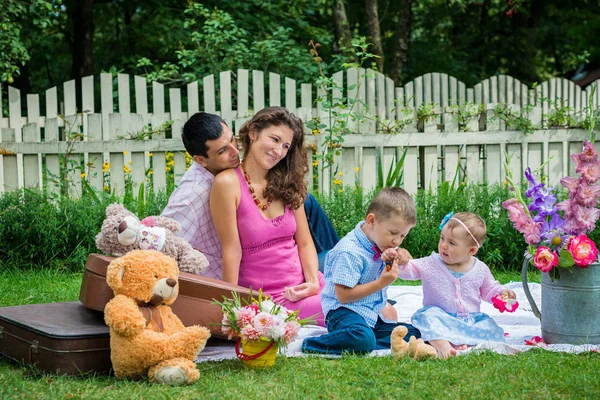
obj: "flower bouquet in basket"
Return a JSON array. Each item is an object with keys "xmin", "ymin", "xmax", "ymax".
[
  {"xmin": 502, "ymin": 140, "xmax": 600, "ymax": 279},
  {"xmin": 213, "ymin": 290, "xmax": 314, "ymax": 368}
]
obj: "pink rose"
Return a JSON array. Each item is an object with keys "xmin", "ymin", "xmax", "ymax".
[
  {"xmin": 567, "ymin": 235, "xmax": 598, "ymax": 267},
  {"xmin": 533, "ymin": 246, "xmax": 558, "ymax": 272},
  {"xmin": 492, "ymin": 294, "xmax": 519, "ymax": 313}
]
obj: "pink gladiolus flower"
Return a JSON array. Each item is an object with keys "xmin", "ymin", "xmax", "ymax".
[
  {"xmin": 567, "ymin": 235, "xmax": 599, "ymax": 267},
  {"xmin": 571, "ymin": 140, "xmax": 599, "ymax": 167},
  {"xmin": 560, "ymin": 176, "xmax": 579, "ymax": 196},
  {"xmin": 577, "ymin": 162, "xmax": 600, "ymax": 184},
  {"xmin": 574, "ymin": 183, "xmax": 600, "ymax": 207},
  {"xmin": 533, "ymin": 246, "xmax": 558, "ymax": 272},
  {"xmin": 492, "ymin": 294, "xmax": 519, "ymax": 313},
  {"xmin": 521, "ymin": 219, "xmax": 542, "ymax": 245}
]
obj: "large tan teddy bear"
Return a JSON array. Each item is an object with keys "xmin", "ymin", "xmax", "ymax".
[
  {"xmin": 96, "ymin": 203, "xmax": 209, "ymax": 274},
  {"xmin": 391, "ymin": 326, "xmax": 437, "ymax": 360},
  {"xmin": 104, "ymin": 249, "xmax": 211, "ymax": 385}
]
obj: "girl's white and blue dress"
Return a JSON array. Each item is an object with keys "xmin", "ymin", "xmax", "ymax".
[{"xmin": 400, "ymin": 253, "xmax": 505, "ymax": 345}]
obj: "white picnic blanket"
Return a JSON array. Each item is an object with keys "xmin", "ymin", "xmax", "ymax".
[{"xmin": 196, "ymin": 282, "xmax": 600, "ymax": 362}]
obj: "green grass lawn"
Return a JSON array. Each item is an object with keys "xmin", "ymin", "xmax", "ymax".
[{"xmin": 0, "ymin": 269, "xmax": 598, "ymax": 400}]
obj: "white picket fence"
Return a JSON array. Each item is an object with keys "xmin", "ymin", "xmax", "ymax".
[{"xmin": 0, "ymin": 70, "xmax": 598, "ymax": 197}]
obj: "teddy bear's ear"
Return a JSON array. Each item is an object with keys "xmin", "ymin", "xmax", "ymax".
[
  {"xmin": 106, "ymin": 203, "xmax": 126, "ymax": 217},
  {"xmin": 106, "ymin": 256, "xmax": 127, "ymax": 291}
]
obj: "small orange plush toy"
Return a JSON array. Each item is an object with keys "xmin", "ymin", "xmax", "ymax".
[{"xmin": 104, "ymin": 249, "xmax": 211, "ymax": 385}]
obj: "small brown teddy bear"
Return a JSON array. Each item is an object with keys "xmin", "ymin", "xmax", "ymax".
[
  {"xmin": 96, "ymin": 203, "xmax": 208, "ymax": 274},
  {"xmin": 104, "ymin": 249, "xmax": 211, "ymax": 385},
  {"xmin": 391, "ymin": 326, "xmax": 437, "ymax": 360}
]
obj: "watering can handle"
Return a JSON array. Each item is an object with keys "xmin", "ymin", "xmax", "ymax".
[{"xmin": 521, "ymin": 257, "xmax": 541, "ymax": 320}]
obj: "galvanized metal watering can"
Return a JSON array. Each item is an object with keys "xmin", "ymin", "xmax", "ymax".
[{"xmin": 522, "ymin": 257, "xmax": 600, "ymax": 344}]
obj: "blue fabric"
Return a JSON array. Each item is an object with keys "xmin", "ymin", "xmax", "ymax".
[
  {"xmin": 321, "ymin": 221, "xmax": 392, "ymax": 327},
  {"xmin": 304, "ymin": 193, "xmax": 340, "ymax": 253},
  {"xmin": 302, "ymin": 307, "xmax": 421, "ymax": 355},
  {"xmin": 411, "ymin": 306, "xmax": 505, "ymax": 345}
]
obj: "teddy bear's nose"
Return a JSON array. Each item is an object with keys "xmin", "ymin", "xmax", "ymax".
[
  {"xmin": 166, "ymin": 278, "xmax": 177, "ymax": 288},
  {"xmin": 118, "ymin": 220, "xmax": 128, "ymax": 233}
]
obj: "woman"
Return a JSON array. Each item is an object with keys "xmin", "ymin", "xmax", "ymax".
[{"xmin": 210, "ymin": 106, "xmax": 325, "ymax": 326}]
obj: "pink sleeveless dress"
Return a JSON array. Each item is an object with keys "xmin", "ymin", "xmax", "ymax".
[{"xmin": 234, "ymin": 167, "xmax": 325, "ymax": 326}]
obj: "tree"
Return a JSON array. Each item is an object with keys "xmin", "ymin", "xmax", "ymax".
[{"xmin": 365, "ymin": 0, "xmax": 384, "ymax": 72}]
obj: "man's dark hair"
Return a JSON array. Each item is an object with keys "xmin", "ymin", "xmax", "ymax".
[{"xmin": 181, "ymin": 112, "xmax": 227, "ymax": 157}]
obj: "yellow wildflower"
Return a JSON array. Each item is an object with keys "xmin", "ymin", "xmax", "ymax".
[
  {"xmin": 102, "ymin": 162, "xmax": 110, "ymax": 173},
  {"xmin": 124, "ymin": 165, "xmax": 131, "ymax": 174},
  {"xmin": 333, "ymin": 178, "xmax": 342, "ymax": 186},
  {"xmin": 167, "ymin": 160, "xmax": 175, "ymax": 167},
  {"xmin": 148, "ymin": 170, "xmax": 153, "ymax": 176},
  {"xmin": 148, "ymin": 152, "xmax": 153, "ymax": 157},
  {"xmin": 338, "ymin": 189, "xmax": 343, "ymax": 193},
  {"xmin": 103, "ymin": 185, "xmax": 110, "ymax": 192},
  {"xmin": 80, "ymin": 172, "xmax": 86, "ymax": 179},
  {"xmin": 338, "ymin": 172, "xmax": 343, "ymax": 176},
  {"xmin": 312, "ymin": 129, "xmax": 319, "ymax": 135},
  {"xmin": 312, "ymin": 160, "xmax": 319, "ymax": 167},
  {"xmin": 354, "ymin": 167, "xmax": 359, "ymax": 172},
  {"xmin": 128, "ymin": 160, "xmax": 132, "ymax": 165},
  {"xmin": 123, "ymin": 151, "xmax": 128, "ymax": 155}
]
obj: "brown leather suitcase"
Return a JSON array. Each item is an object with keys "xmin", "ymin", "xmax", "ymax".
[
  {"xmin": 0, "ymin": 302, "xmax": 111, "ymax": 375},
  {"xmin": 80, "ymin": 253, "xmax": 252, "ymax": 339}
]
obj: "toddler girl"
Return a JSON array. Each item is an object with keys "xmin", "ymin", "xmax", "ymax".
[{"xmin": 396, "ymin": 211, "xmax": 516, "ymax": 358}]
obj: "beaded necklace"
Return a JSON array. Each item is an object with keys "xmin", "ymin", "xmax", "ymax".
[{"xmin": 241, "ymin": 163, "xmax": 272, "ymax": 211}]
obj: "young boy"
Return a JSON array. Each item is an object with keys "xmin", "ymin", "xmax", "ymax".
[{"xmin": 302, "ymin": 187, "xmax": 421, "ymax": 354}]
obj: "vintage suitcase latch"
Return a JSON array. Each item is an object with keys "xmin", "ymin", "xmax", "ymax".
[{"xmin": 31, "ymin": 340, "xmax": 39, "ymax": 354}]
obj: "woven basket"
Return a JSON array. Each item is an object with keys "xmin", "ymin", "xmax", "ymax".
[{"xmin": 235, "ymin": 339, "xmax": 278, "ymax": 368}]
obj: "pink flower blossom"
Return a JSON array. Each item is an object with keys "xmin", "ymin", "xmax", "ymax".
[
  {"xmin": 492, "ymin": 294, "xmax": 519, "ymax": 313},
  {"xmin": 240, "ymin": 324, "xmax": 261, "ymax": 341},
  {"xmin": 574, "ymin": 183, "xmax": 600, "ymax": 207},
  {"xmin": 235, "ymin": 306, "xmax": 257, "ymax": 329},
  {"xmin": 577, "ymin": 162, "xmax": 600, "ymax": 183},
  {"xmin": 567, "ymin": 235, "xmax": 599, "ymax": 267},
  {"xmin": 571, "ymin": 140, "xmax": 599, "ymax": 167},
  {"xmin": 253, "ymin": 312, "xmax": 275, "ymax": 336},
  {"xmin": 282, "ymin": 321, "xmax": 301, "ymax": 344},
  {"xmin": 524, "ymin": 336, "xmax": 548, "ymax": 348},
  {"xmin": 521, "ymin": 219, "xmax": 542, "ymax": 245},
  {"xmin": 533, "ymin": 246, "xmax": 558, "ymax": 272},
  {"xmin": 560, "ymin": 176, "xmax": 579, "ymax": 196}
]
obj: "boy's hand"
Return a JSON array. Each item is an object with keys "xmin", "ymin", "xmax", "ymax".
[
  {"xmin": 501, "ymin": 289, "xmax": 517, "ymax": 299},
  {"xmin": 395, "ymin": 248, "xmax": 413, "ymax": 265},
  {"xmin": 380, "ymin": 258, "xmax": 400, "ymax": 285},
  {"xmin": 381, "ymin": 248, "xmax": 399, "ymax": 263}
]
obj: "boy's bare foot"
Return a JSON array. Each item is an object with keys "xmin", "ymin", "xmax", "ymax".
[
  {"xmin": 429, "ymin": 339, "xmax": 457, "ymax": 359},
  {"xmin": 381, "ymin": 303, "xmax": 398, "ymax": 321}
]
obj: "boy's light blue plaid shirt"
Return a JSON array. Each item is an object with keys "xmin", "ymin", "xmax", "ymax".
[{"xmin": 321, "ymin": 221, "xmax": 393, "ymax": 327}]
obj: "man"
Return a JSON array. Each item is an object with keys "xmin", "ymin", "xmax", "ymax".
[{"xmin": 162, "ymin": 112, "xmax": 339, "ymax": 280}]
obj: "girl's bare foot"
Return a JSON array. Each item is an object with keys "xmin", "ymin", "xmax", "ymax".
[
  {"xmin": 452, "ymin": 344, "xmax": 468, "ymax": 351},
  {"xmin": 429, "ymin": 339, "xmax": 457, "ymax": 359}
]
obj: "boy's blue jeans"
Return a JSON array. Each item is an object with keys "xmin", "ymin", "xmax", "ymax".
[
  {"xmin": 304, "ymin": 193, "xmax": 340, "ymax": 272},
  {"xmin": 301, "ymin": 307, "xmax": 421, "ymax": 355}
]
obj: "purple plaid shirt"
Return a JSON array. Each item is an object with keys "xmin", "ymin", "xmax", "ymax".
[{"xmin": 161, "ymin": 163, "xmax": 222, "ymax": 279}]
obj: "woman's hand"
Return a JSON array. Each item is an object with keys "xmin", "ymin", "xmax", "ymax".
[{"xmin": 283, "ymin": 282, "xmax": 319, "ymax": 302}]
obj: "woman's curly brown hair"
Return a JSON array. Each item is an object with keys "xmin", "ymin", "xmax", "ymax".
[{"xmin": 238, "ymin": 106, "xmax": 308, "ymax": 210}]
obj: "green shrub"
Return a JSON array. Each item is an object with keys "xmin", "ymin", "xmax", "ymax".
[{"xmin": 0, "ymin": 188, "xmax": 170, "ymax": 271}]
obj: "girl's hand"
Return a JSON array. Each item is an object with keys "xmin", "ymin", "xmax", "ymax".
[
  {"xmin": 395, "ymin": 248, "xmax": 413, "ymax": 265},
  {"xmin": 283, "ymin": 282, "xmax": 319, "ymax": 302},
  {"xmin": 501, "ymin": 289, "xmax": 517, "ymax": 299}
]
